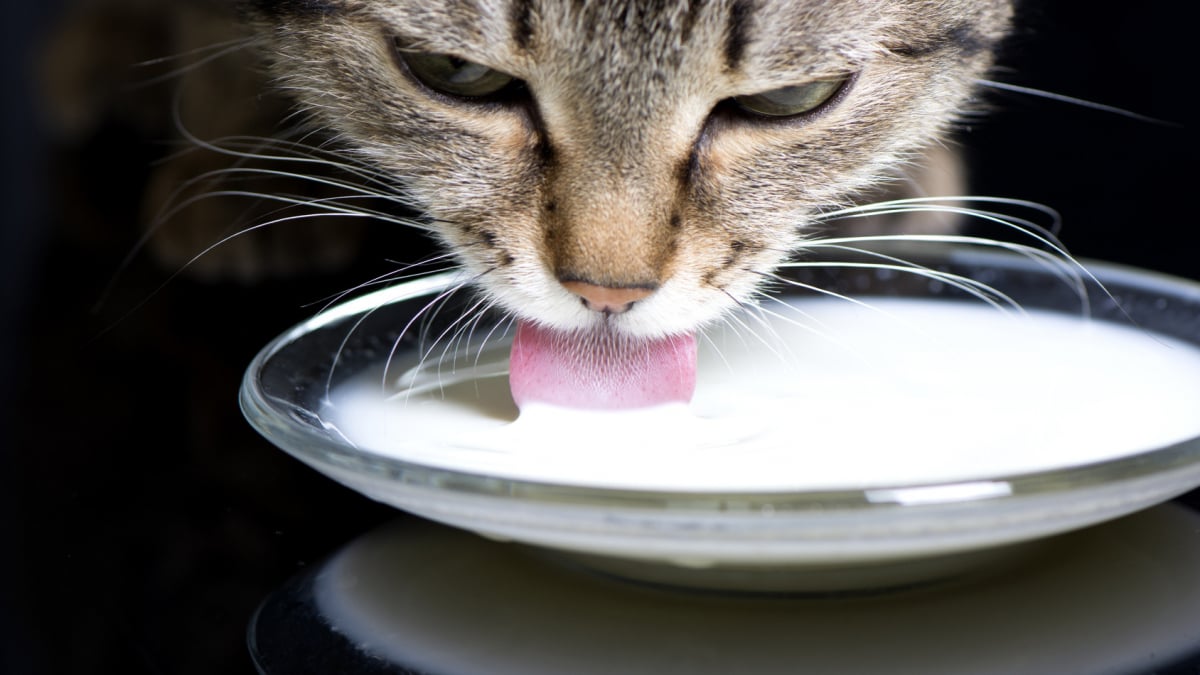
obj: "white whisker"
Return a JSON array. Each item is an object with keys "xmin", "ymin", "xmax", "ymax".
[
  {"xmin": 753, "ymin": 270, "xmax": 914, "ymax": 327},
  {"xmin": 306, "ymin": 255, "xmax": 463, "ymax": 316},
  {"xmin": 976, "ymin": 79, "xmax": 1178, "ymax": 127},
  {"xmin": 384, "ymin": 269, "xmax": 495, "ymax": 401},
  {"xmin": 779, "ymin": 258, "xmax": 1026, "ymax": 315},
  {"xmin": 127, "ymin": 37, "xmax": 259, "ymax": 91}
]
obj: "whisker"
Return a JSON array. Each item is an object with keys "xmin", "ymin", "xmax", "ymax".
[
  {"xmin": 304, "ymin": 253, "xmax": 463, "ymax": 316},
  {"xmin": 146, "ymin": 160, "xmax": 420, "ymax": 229},
  {"xmin": 152, "ymin": 188, "xmax": 431, "ymax": 236},
  {"xmin": 778, "ymin": 257, "xmax": 1026, "ymax": 315},
  {"xmin": 383, "ymin": 268, "xmax": 493, "ymax": 398},
  {"xmin": 752, "ymin": 270, "xmax": 914, "ymax": 326},
  {"xmin": 127, "ymin": 36, "xmax": 259, "ymax": 91},
  {"xmin": 716, "ymin": 309, "xmax": 784, "ymax": 365},
  {"xmin": 799, "ymin": 232, "xmax": 1092, "ymax": 314},
  {"xmin": 195, "ymin": 135, "xmax": 408, "ymax": 194},
  {"xmin": 473, "ymin": 311, "xmax": 517, "ymax": 371},
  {"xmin": 806, "ymin": 197, "xmax": 1110, "ymax": 314},
  {"xmin": 93, "ymin": 209, "xmax": 381, "ymax": 339},
  {"xmin": 751, "ymin": 290, "xmax": 844, "ymax": 342},
  {"xmin": 747, "ymin": 292, "xmax": 882, "ymax": 369},
  {"xmin": 816, "ymin": 196, "xmax": 1063, "ymax": 239},
  {"xmin": 432, "ymin": 295, "xmax": 494, "ymax": 379},
  {"xmin": 976, "ymin": 79, "xmax": 1179, "ymax": 127},
  {"xmin": 325, "ymin": 299, "xmax": 393, "ymax": 403}
]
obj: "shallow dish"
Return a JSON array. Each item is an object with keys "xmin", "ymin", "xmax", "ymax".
[{"xmin": 241, "ymin": 243, "xmax": 1200, "ymax": 591}]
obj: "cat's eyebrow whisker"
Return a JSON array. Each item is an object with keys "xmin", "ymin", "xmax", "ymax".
[
  {"xmin": 975, "ymin": 79, "xmax": 1179, "ymax": 127},
  {"xmin": 134, "ymin": 36, "xmax": 258, "ymax": 68},
  {"xmin": 127, "ymin": 36, "xmax": 259, "ymax": 91}
]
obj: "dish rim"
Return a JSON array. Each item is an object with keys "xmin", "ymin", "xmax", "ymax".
[{"xmin": 240, "ymin": 245, "xmax": 1200, "ymax": 512}]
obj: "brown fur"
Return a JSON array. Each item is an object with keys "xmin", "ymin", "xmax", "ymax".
[
  {"xmin": 43, "ymin": 0, "xmax": 1013, "ymax": 331},
  {"xmin": 241, "ymin": 0, "xmax": 1012, "ymax": 337}
]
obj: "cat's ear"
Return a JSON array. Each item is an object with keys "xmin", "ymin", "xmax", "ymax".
[{"xmin": 834, "ymin": 144, "xmax": 967, "ymax": 237}]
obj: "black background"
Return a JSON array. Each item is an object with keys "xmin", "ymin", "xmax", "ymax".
[{"xmin": 2, "ymin": 1, "xmax": 1196, "ymax": 673}]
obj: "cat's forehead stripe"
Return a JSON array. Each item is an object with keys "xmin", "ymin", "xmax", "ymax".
[
  {"xmin": 724, "ymin": 0, "xmax": 753, "ymax": 71},
  {"xmin": 890, "ymin": 23, "xmax": 996, "ymax": 59},
  {"xmin": 510, "ymin": 0, "xmax": 535, "ymax": 51}
]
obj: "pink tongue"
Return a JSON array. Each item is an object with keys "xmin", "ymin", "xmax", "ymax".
[{"xmin": 509, "ymin": 321, "xmax": 697, "ymax": 410}]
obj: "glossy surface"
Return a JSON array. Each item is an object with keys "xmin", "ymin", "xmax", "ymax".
[{"xmin": 250, "ymin": 504, "xmax": 1200, "ymax": 674}]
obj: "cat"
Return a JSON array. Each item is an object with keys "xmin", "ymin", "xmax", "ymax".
[
  {"xmin": 230, "ymin": 0, "xmax": 1014, "ymax": 343},
  {"xmin": 41, "ymin": 0, "xmax": 1013, "ymax": 338}
]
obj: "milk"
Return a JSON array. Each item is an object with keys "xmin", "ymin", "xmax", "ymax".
[{"xmin": 325, "ymin": 298, "xmax": 1200, "ymax": 492}]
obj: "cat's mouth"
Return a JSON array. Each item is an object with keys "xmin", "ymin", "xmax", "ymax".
[{"xmin": 508, "ymin": 320, "xmax": 697, "ymax": 411}]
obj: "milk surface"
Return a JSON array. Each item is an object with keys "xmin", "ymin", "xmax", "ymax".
[{"xmin": 326, "ymin": 298, "xmax": 1200, "ymax": 491}]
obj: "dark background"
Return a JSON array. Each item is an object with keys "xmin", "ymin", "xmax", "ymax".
[{"xmin": 2, "ymin": 1, "xmax": 1195, "ymax": 673}]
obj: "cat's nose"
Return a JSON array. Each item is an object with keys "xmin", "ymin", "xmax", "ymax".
[{"xmin": 561, "ymin": 280, "xmax": 655, "ymax": 314}]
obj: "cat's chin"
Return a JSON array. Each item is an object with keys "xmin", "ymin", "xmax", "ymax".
[{"xmin": 501, "ymin": 285, "xmax": 733, "ymax": 342}]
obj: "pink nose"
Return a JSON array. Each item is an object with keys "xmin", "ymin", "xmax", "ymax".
[{"xmin": 561, "ymin": 280, "xmax": 655, "ymax": 314}]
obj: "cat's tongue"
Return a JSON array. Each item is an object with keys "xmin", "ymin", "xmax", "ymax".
[{"xmin": 509, "ymin": 321, "xmax": 697, "ymax": 410}]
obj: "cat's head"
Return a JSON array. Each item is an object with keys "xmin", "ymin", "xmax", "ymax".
[{"xmin": 244, "ymin": 0, "xmax": 1012, "ymax": 339}]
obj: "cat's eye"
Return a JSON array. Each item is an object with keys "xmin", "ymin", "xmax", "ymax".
[
  {"xmin": 733, "ymin": 76, "xmax": 850, "ymax": 118},
  {"xmin": 396, "ymin": 49, "xmax": 517, "ymax": 99}
]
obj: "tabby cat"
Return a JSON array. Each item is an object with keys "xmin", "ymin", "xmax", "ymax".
[
  {"xmin": 235, "ymin": 0, "xmax": 1013, "ymax": 342},
  {"xmin": 42, "ymin": 0, "xmax": 1013, "ymax": 343}
]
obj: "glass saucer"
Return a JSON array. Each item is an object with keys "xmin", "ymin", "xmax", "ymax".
[{"xmin": 240, "ymin": 243, "xmax": 1200, "ymax": 591}]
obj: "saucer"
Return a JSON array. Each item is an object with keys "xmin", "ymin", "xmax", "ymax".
[{"xmin": 240, "ymin": 243, "xmax": 1200, "ymax": 591}]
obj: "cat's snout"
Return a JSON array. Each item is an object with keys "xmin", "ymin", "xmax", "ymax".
[{"xmin": 561, "ymin": 280, "xmax": 655, "ymax": 315}]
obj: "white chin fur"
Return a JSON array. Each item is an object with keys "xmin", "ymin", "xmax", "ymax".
[{"xmin": 486, "ymin": 275, "xmax": 741, "ymax": 340}]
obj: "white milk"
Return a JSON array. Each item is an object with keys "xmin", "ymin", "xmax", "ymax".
[{"xmin": 325, "ymin": 298, "xmax": 1200, "ymax": 491}]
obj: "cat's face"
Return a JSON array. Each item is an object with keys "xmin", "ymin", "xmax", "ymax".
[{"xmin": 245, "ymin": 0, "xmax": 1012, "ymax": 339}]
